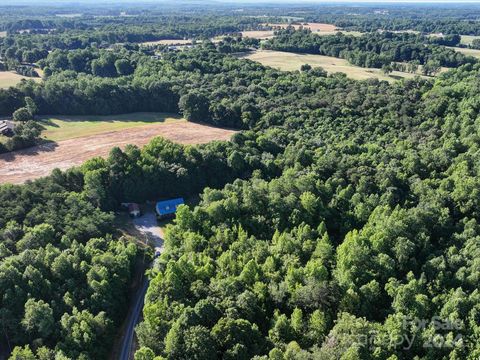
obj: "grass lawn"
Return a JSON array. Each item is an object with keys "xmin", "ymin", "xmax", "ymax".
[
  {"xmin": 0, "ymin": 71, "xmax": 42, "ymax": 88},
  {"xmin": 242, "ymin": 50, "xmax": 430, "ymax": 82},
  {"xmin": 39, "ymin": 112, "xmax": 184, "ymax": 142}
]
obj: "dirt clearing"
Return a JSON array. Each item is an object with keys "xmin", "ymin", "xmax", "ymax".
[
  {"xmin": 241, "ymin": 30, "xmax": 275, "ymax": 39},
  {"xmin": 0, "ymin": 121, "xmax": 237, "ymax": 184},
  {"xmin": 266, "ymin": 22, "xmax": 337, "ymax": 32}
]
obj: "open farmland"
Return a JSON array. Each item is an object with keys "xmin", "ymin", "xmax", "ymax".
[
  {"xmin": 241, "ymin": 29, "xmax": 362, "ymax": 40},
  {"xmin": 0, "ymin": 31, "xmax": 6, "ymax": 37},
  {"xmin": 242, "ymin": 50, "xmax": 428, "ymax": 82},
  {"xmin": 241, "ymin": 30, "xmax": 275, "ymax": 39},
  {"xmin": 266, "ymin": 22, "xmax": 337, "ymax": 32},
  {"xmin": 39, "ymin": 112, "xmax": 182, "ymax": 141},
  {"xmin": 449, "ymin": 46, "xmax": 480, "ymax": 58},
  {"xmin": 0, "ymin": 71, "xmax": 41, "ymax": 88},
  {"xmin": 460, "ymin": 35, "xmax": 480, "ymax": 45},
  {"xmin": 0, "ymin": 119, "xmax": 237, "ymax": 184}
]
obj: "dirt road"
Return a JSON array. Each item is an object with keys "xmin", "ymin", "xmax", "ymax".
[
  {"xmin": 0, "ymin": 121, "xmax": 236, "ymax": 184},
  {"xmin": 118, "ymin": 209, "xmax": 164, "ymax": 360}
]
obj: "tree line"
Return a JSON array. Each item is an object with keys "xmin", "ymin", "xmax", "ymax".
[{"xmin": 263, "ymin": 29, "xmax": 475, "ymax": 70}]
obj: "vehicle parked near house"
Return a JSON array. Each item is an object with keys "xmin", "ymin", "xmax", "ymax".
[
  {"xmin": 128, "ymin": 203, "xmax": 141, "ymax": 217},
  {"xmin": 0, "ymin": 120, "xmax": 15, "ymax": 136}
]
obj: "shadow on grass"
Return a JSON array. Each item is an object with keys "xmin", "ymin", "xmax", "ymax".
[
  {"xmin": 38, "ymin": 118, "xmax": 60, "ymax": 128},
  {"xmin": 38, "ymin": 112, "xmax": 183, "ymax": 125}
]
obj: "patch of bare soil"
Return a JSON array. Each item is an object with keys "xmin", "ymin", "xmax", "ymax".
[{"xmin": 0, "ymin": 121, "xmax": 237, "ymax": 184}]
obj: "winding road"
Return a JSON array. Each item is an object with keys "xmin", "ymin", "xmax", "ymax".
[{"xmin": 118, "ymin": 209, "xmax": 164, "ymax": 360}]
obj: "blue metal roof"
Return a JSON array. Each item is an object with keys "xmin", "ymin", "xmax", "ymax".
[{"xmin": 156, "ymin": 198, "xmax": 184, "ymax": 216}]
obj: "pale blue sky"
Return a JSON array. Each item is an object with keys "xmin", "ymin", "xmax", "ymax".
[{"xmin": 5, "ymin": 0, "xmax": 480, "ymax": 4}]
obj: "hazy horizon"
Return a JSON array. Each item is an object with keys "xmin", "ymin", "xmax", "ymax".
[{"xmin": 5, "ymin": 0, "xmax": 480, "ymax": 4}]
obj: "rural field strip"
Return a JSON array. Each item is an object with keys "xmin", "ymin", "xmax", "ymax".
[
  {"xmin": 0, "ymin": 121, "xmax": 237, "ymax": 184},
  {"xmin": 0, "ymin": 71, "xmax": 42, "ymax": 89},
  {"xmin": 243, "ymin": 50, "xmax": 427, "ymax": 82}
]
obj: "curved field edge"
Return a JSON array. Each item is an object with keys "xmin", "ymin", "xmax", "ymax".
[{"xmin": 0, "ymin": 119, "xmax": 237, "ymax": 184}]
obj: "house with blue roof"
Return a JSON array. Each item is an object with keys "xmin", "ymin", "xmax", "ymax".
[{"xmin": 155, "ymin": 198, "xmax": 184, "ymax": 220}]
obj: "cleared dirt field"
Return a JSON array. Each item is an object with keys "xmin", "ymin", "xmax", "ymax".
[
  {"xmin": 0, "ymin": 121, "xmax": 237, "ymax": 184},
  {"xmin": 241, "ymin": 30, "xmax": 275, "ymax": 39},
  {"xmin": 267, "ymin": 22, "xmax": 337, "ymax": 32},
  {"xmin": 243, "ymin": 50, "xmax": 427, "ymax": 82},
  {"xmin": 242, "ymin": 29, "xmax": 361, "ymax": 40},
  {"xmin": 0, "ymin": 71, "xmax": 42, "ymax": 88},
  {"xmin": 0, "ymin": 31, "xmax": 6, "ymax": 37}
]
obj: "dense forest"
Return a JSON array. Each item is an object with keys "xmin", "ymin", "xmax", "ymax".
[
  {"xmin": 4, "ymin": 45, "xmax": 480, "ymax": 359},
  {"xmin": 132, "ymin": 58, "xmax": 480, "ymax": 359},
  {"xmin": 303, "ymin": 5, "xmax": 480, "ymax": 35},
  {"xmin": 1, "ymin": 2, "xmax": 480, "ymax": 360}
]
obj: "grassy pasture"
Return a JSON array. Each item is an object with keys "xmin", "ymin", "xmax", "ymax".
[
  {"xmin": 0, "ymin": 71, "xmax": 41, "ymax": 88},
  {"xmin": 39, "ymin": 112, "xmax": 183, "ymax": 142},
  {"xmin": 448, "ymin": 46, "xmax": 480, "ymax": 58},
  {"xmin": 242, "ymin": 50, "xmax": 429, "ymax": 82},
  {"xmin": 460, "ymin": 35, "xmax": 480, "ymax": 46}
]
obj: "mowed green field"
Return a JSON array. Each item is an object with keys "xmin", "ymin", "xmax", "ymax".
[
  {"xmin": 0, "ymin": 71, "xmax": 42, "ymax": 88},
  {"xmin": 242, "ymin": 50, "xmax": 427, "ymax": 82},
  {"xmin": 39, "ymin": 112, "xmax": 184, "ymax": 141}
]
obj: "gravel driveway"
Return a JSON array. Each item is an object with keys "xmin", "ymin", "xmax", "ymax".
[{"xmin": 132, "ymin": 210, "xmax": 164, "ymax": 248}]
